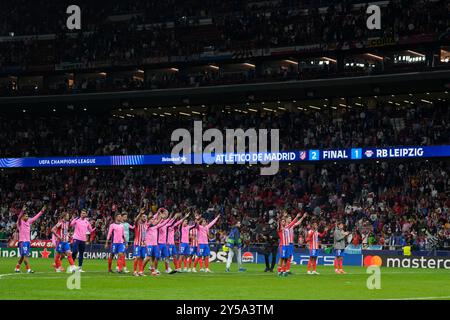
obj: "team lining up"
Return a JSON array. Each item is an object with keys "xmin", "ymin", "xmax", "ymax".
[{"xmin": 14, "ymin": 206, "xmax": 349, "ymax": 276}]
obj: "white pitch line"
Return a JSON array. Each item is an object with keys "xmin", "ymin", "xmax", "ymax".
[{"xmin": 384, "ymin": 296, "xmax": 450, "ymax": 300}]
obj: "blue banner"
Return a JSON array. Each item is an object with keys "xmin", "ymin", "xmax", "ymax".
[{"xmin": 0, "ymin": 145, "xmax": 449, "ymax": 168}]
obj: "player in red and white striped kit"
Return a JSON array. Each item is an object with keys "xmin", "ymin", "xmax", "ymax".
[
  {"xmin": 187, "ymin": 227, "xmax": 202, "ymax": 272},
  {"xmin": 132, "ymin": 208, "xmax": 148, "ymax": 276},
  {"xmin": 51, "ymin": 211, "xmax": 77, "ymax": 273},
  {"xmin": 278, "ymin": 212, "xmax": 306, "ymax": 276},
  {"xmin": 187, "ymin": 212, "xmax": 202, "ymax": 272},
  {"xmin": 306, "ymin": 221, "xmax": 328, "ymax": 275}
]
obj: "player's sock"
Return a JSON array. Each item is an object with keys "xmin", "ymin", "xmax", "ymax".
[
  {"xmin": 312, "ymin": 259, "xmax": 317, "ymax": 271},
  {"xmin": 164, "ymin": 260, "xmax": 169, "ymax": 271},
  {"xmin": 138, "ymin": 259, "xmax": 144, "ymax": 273},
  {"xmin": 136, "ymin": 259, "xmax": 140, "ymax": 272},
  {"xmin": 199, "ymin": 258, "xmax": 203, "ymax": 269},
  {"xmin": 187, "ymin": 257, "xmax": 192, "ymax": 268},
  {"xmin": 15, "ymin": 263, "xmax": 21, "ymax": 270},
  {"xmin": 339, "ymin": 259, "xmax": 343, "ymax": 270},
  {"xmin": 183, "ymin": 259, "xmax": 187, "ymax": 268},
  {"xmin": 122, "ymin": 256, "xmax": 126, "ymax": 271},
  {"xmin": 286, "ymin": 259, "xmax": 291, "ymax": 271},
  {"xmin": 122, "ymin": 256, "xmax": 127, "ymax": 269},
  {"xmin": 54, "ymin": 254, "xmax": 60, "ymax": 269},
  {"xmin": 67, "ymin": 255, "xmax": 75, "ymax": 266},
  {"xmin": 193, "ymin": 257, "xmax": 199, "ymax": 268},
  {"xmin": 117, "ymin": 256, "xmax": 123, "ymax": 272},
  {"xmin": 108, "ymin": 257, "xmax": 113, "ymax": 271},
  {"xmin": 334, "ymin": 258, "xmax": 338, "ymax": 270},
  {"xmin": 25, "ymin": 264, "xmax": 30, "ymax": 270},
  {"xmin": 307, "ymin": 259, "xmax": 311, "ymax": 271},
  {"xmin": 205, "ymin": 257, "xmax": 209, "ymax": 269}
]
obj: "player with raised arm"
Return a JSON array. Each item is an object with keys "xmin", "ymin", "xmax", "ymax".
[
  {"xmin": 306, "ymin": 221, "xmax": 328, "ymax": 275},
  {"xmin": 196, "ymin": 213, "xmax": 220, "ymax": 273},
  {"xmin": 132, "ymin": 207, "xmax": 148, "ymax": 276},
  {"xmin": 157, "ymin": 208, "xmax": 175, "ymax": 273},
  {"xmin": 188, "ymin": 225, "xmax": 201, "ymax": 272},
  {"xmin": 15, "ymin": 204, "xmax": 46, "ymax": 273},
  {"xmin": 70, "ymin": 209, "xmax": 96, "ymax": 272},
  {"xmin": 105, "ymin": 213, "xmax": 127, "ymax": 273},
  {"xmin": 167, "ymin": 212, "xmax": 190, "ymax": 272},
  {"xmin": 276, "ymin": 210, "xmax": 288, "ymax": 274},
  {"xmin": 52, "ymin": 211, "xmax": 77, "ymax": 273},
  {"xmin": 334, "ymin": 221, "xmax": 350, "ymax": 274},
  {"xmin": 278, "ymin": 212, "xmax": 302, "ymax": 276},
  {"xmin": 189, "ymin": 211, "xmax": 203, "ymax": 272},
  {"xmin": 179, "ymin": 215, "xmax": 196, "ymax": 272},
  {"xmin": 285, "ymin": 212, "xmax": 307, "ymax": 274},
  {"xmin": 142, "ymin": 209, "xmax": 168, "ymax": 275}
]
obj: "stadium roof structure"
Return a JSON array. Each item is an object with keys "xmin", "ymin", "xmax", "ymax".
[{"xmin": 0, "ymin": 69, "xmax": 449, "ymax": 112}]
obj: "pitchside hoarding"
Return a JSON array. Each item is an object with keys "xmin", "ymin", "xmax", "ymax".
[{"xmin": 364, "ymin": 254, "xmax": 450, "ymax": 269}]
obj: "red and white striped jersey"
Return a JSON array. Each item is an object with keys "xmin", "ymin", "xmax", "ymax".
[
  {"xmin": 279, "ymin": 216, "xmax": 299, "ymax": 246},
  {"xmin": 134, "ymin": 221, "xmax": 148, "ymax": 246},
  {"xmin": 306, "ymin": 230, "xmax": 326, "ymax": 250},
  {"xmin": 54, "ymin": 220, "xmax": 70, "ymax": 242},
  {"xmin": 281, "ymin": 227, "xmax": 296, "ymax": 245},
  {"xmin": 189, "ymin": 228, "xmax": 198, "ymax": 247}
]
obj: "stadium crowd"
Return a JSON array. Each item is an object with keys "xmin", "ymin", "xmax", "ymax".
[
  {"xmin": 0, "ymin": 100, "xmax": 448, "ymax": 158},
  {"xmin": 0, "ymin": 160, "xmax": 449, "ymax": 251},
  {"xmin": 0, "ymin": 0, "xmax": 448, "ymax": 96}
]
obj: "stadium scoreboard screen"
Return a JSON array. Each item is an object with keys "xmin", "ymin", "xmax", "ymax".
[{"xmin": 0, "ymin": 145, "xmax": 448, "ymax": 168}]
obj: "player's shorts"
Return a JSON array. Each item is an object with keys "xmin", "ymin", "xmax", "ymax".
[
  {"xmin": 147, "ymin": 245, "xmax": 160, "ymax": 259},
  {"xmin": 18, "ymin": 241, "xmax": 31, "ymax": 257},
  {"xmin": 111, "ymin": 243, "xmax": 125, "ymax": 254},
  {"xmin": 198, "ymin": 244, "xmax": 211, "ymax": 257},
  {"xmin": 334, "ymin": 249, "xmax": 344, "ymax": 257},
  {"xmin": 133, "ymin": 245, "xmax": 146, "ymax": 258},
  {"xmin": 56, "ymin": 241, "xmax": 71, "ymax": 253},
  {"xmin": 168, "ymin": 244, "xmax": 177, "ymax": 257},
  {"xmin": 281, "ymin": 245, "xmax": 292, "ymax": 259},
  {"xmin": 309, "ymin": 249, "xmax": 318, "ymax": 257},
  {"xmin": 189, "ymin": 245, "xmax": 198, "ymax": 256},
  {"xmin": 158, "ymin": 243, "xmax": 169, "ymax": 258},
  {"xmin": 289, "ymin": 244, "xmax": 294, "ymax": 257},
  {"xmin": 179, "ymin": 243, "xmax": 190, "ymax": 255}
]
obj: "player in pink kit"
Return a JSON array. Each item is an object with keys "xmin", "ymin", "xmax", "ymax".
[
  {"xmin": 306, "ymin": 221, "xmax": 328, "ymax": 275},
  {"xmin": 15, "ymin": 204, "xmax": 46, "ymax": 273},
  {"xmin": 179, "ymin": 216, "xmax": 197, "ymax": 272},
  {"xmin": 196, "ymin": 214, "xmax": 220, "ymax": 273},
  {"xmin": 52, "ymin": 211, "xmax": 77, "ymax": 273},
  {"xmin": 105, "ymin": 213, "xmax": 127, "ymax": 273},
  {"xmin": 167, "ymin": 212, "xmax": 190, "ymax": 272},
  {"xmin": 156, "ymin": 209, "xmax": 175, "ymax": 273},
  {"xmin": 144, "ymin": 210, "xmax": 168, "ymax": 276},
  {"xmin": 70, "ymin": 209, "xmax": 95, "ymax": 272}
]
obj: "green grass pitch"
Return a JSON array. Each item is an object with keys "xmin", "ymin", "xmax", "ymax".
[{"xmin": 1, "ymin": 258, "xmax": 450, "ymax": 300}]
